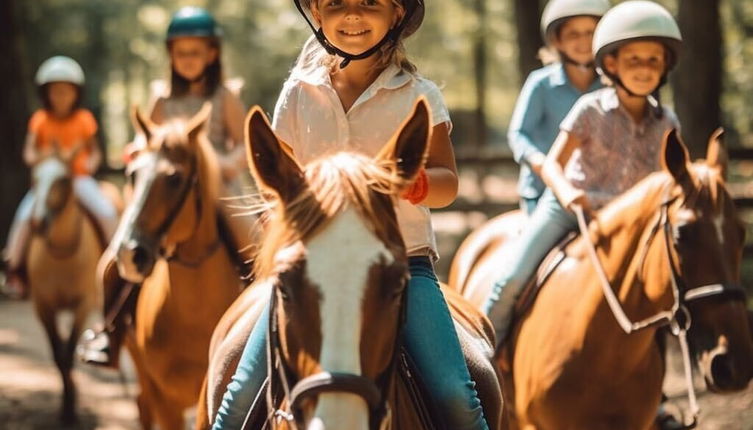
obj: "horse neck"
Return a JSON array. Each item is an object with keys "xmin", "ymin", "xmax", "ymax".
[
  {"xmin": 170, "ymin": 143, "xmax": 222, "ymax": 263},
  {"xmin": 590, "ymin": 176, "xmax": 675, "ymax": 348},
  {"xmin": 45, "ymin": 189, "xmax": 83, "ymax": 254}
]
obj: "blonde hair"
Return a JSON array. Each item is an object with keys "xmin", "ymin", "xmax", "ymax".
[{"xmin": 294, "ymin": 0, "xmax": 417, "ymax": 75}]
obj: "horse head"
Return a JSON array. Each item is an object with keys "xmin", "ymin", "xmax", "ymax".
[
  {"xmin": 29, "ymin": 141, "xmax": 83, "ymax": 233},
  {"xmin": 659, "ymin": 128, "xmax": 753, "ymax": 392},
  {"xmin": 113, "ymin": 103, "xmax": 219, "ymax": 282},
  {"xmin": 247, "ymin": 99, "xmax": 431, "ymax": 430}
]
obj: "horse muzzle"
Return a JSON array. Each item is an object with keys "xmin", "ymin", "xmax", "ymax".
[
  {"xmin": 116, "ymin": 238, "xmax": 156, "ymax": 283},
  {"xmin": 700, "ymin": 336, "xmax": 753, "ymax": 392}
]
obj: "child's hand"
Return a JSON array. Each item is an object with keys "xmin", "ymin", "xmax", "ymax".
[
  {"xmin": 565, "ymin": 189, "xmax": 592, "ymax": 216},
  {"xmin": 400, "ymin": 168, "xmax": 428, "ymax": 205}
]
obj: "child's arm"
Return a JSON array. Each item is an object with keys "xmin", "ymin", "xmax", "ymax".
[
  {"xmin": 219, "ymin": 90, "xmax": 248, "ymax": 179},
  {"xmin": 542, "ymin": 130, "xmax": 591, "ymax": 213},
  {"xmin": 22, "ymin": 133, "xmax": 39, "ymax": 166},
  {"xmin": 508, "ymin": 75, "xmax": 546, "ymax": 176},
  {"xmin": 417, "ymin": 122, "xmax": 458, "ymax": 208},
  {"xmin": 85, "ymin": 137, "xmax": 102, "ymax": 173}
]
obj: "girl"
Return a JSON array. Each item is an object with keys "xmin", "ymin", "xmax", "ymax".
[
  {"xmin": 484, "ymin": 1, "xmax": 682, "ymax": 346},
  {"xmin": 2, "ymin": 56, "xmax": 117, "ymax": 298},
  {"xmin": 79, "ymin": 6, "xmax": 253, "ymax": 367},
  {"xmin": 213, "ymin": 0, "xmax": 489, "ymax": 429},
  {"xmin": 508, "ymin": 0, "xmax": 609, "ymax": 215}
]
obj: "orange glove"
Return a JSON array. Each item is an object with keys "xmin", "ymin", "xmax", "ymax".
[{"xmin": 401, "ymin": 168, "xmax": 429, "ymax": 205}]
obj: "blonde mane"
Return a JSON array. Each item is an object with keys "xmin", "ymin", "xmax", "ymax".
[{"xmin": 253, "ymin": 151, "xmax": 409, "ymax": 279}]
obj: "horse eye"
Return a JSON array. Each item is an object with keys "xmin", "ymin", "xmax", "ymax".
[{"xmin": 166, "ymin": 171, "xmax": 183, "ymax": 188}]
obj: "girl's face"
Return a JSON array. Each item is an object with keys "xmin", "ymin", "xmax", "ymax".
[
  {"xmin": 553, "ymin": 16, "xmax": 598, "ymax": 66},
  {"xmin": 169, "ymin": 37, "xmax": 218, "ymax": 82},
  {"xmin": 312, "ymin": 0, "xmax": 403, "ymax": 55},
  {"xmin": 605, "ymin": 41, "xmax": 667, "ymax": 96},
  {"xmin": 48, "ymin": 82, "xmax": 78, "ymax": 116}
]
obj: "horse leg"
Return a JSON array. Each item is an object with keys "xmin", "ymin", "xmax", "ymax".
[
  {"xmin": 35, "ymin": 306, "xmax": 78, "ymax": 424},
  {"xmin": 150, "ymin": 386, "xmax": 186, "ymax": 430}
]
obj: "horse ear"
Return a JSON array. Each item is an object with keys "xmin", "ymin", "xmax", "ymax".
[
  {"xmin": 186, "ymin": 102, "xmax": 212, "ymax": 145},
  {"xmin": 377, "ymin": 97, "xmax": 431, "ymax": 182},
  {"xmin": 706, "ymin": 127, "xmax": 728, "ymax": 180},
  {"xmin": 131, "ymin": 105, "xmax": 154, "ymax": 143},
  {"xmin": 661, "ymin": 129, "xmax": 691, "ymax": 185},
  {"xmin": 245, "ymin": 106, "xmax": 303, "ymax": 201}
]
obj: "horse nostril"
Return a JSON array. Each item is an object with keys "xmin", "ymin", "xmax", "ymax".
[
  {"xmin": 132, "ymin": 245, "xmax": 152, "ymax": 273},
  {"xmin": 709, "ymin": 353, "xmax": 738, "ymax": 391}
]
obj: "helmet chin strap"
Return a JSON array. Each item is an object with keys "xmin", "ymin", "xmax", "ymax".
[
  {"xmin": 560, "ymin": 52, "xmax": 595, "ymax": 71},
  {"xmin": 608, "ymin": 72, "xmax": 668, "ymax": 119},
  {"xmin": 293, "ymin": 0, "xmax": 420, "ymax": 69}
]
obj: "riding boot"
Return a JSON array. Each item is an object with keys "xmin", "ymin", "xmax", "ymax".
[
  {"xmin": 79, "ymin": 280, "xmax": 139, "ymax": 368},
  {"xmin": 655, "ymin": 395, "xmax": 685, "ymax": 430},
  {"xmin": 1, "ymin": 265, "xmax": 29, "ymax": 300}
]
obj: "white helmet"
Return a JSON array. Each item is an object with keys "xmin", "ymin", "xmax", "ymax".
[
  {"xmin": 593, "ymin": 1, "xmax": 682, "ymax": 74},
  {"xmin": 540, "ymin": 0, "xmax": 611, "ymax": 41},
  {"xmin": 35, "ymin": 56, "xmax": 85, "ymax": 86}
]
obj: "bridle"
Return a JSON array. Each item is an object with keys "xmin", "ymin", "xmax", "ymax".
[
  {"xmin": 129, "ymin": 148, "xmax": 221, "ymax": 269},
  {"xmin": 574, "ymin": 186, "xmax": 747, "ymax": 429},
  {"xmin": 261, "ymin": 267, "xmax": 410, "ymax": 430}
]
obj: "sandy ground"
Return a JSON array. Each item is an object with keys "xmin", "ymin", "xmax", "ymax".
[{"xmin": 1, "ymin": 296, "xmax": 752, "ymax": 430}]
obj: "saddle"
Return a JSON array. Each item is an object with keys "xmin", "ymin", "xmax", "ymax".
[{"xmin": 512, "ymin": 232, "xmax": 579, "ymax": 329}]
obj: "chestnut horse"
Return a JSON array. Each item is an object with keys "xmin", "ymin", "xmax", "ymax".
[
  {"xmin": 107, "ymin": 105, "xmax": 242, "ymax": 429},
  {"xmin": 451, "ymin": 130, "xmax": 753, "ymax": 429},
  {"xmin": 26, "ymin": 148, "xmax": 116, "ymax": 423},
  {"xmin": 196, "ymin": 100, "xmax": 502, "ymax": 429}
]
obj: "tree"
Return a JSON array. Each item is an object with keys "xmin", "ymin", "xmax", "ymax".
[
  {"xmin": 0, "ymin": 0, "xmax": 31, "ymax": 245},
  {"xmin": 671, "ymin": 0, "xmax": 722, "ymax": 156},
  {"xmin": 512, "ymin": 0, "xmax": 543, "ymax": 85}
]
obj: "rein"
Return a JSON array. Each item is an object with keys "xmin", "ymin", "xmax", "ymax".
[
  {"xmin": 573, "ymin": 193, "xmax": 747, "ymax": 429},
  {"xmin": 262, "ymin": 269, "xmax": 409, "ymax": 430}
]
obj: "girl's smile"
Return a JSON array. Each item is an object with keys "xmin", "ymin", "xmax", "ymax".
[{"xmin": 313, "ymin": 0, "xmax": 401, "ymax": 55}]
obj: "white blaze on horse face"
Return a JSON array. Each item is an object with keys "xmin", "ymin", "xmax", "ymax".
[
  {"xmin": 31, "ymin": 158, "xmax": 68, "ymax": 222},
  {"xmin": 713, "ymin": 213, "xmax": 725, "ymax": 246},
  {"xmin": 306, "ymin": 207, "xmax": 392, "ymax": 430}
]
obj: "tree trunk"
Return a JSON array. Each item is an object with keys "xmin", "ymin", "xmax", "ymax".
[
  {"xmin": 671, "ymin": 0, "xmax": 722, "ymax": 157},
  {"xmin": 472, "ymin": 0, "xmax": 488, "ymax": 146},
  {"xmin": 512, "ymin": 0, "xmax": 543, "ymax": 85},
  {"xmin": 0, "ymin": 0, "xmax": 31, "ymax": 245}
]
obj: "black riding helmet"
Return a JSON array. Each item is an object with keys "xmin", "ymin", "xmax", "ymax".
[{"xmin": 293, "ymin": 0, "xmax": 424, "ymax": 68}]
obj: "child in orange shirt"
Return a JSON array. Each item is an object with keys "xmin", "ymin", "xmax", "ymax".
[{"xmin": 3, "ymin": 56, "xmax": 117, "ymax": 297}]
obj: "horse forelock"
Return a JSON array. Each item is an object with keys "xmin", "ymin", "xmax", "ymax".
[{"xmin": 253, "ymin": 151, "xmax": 407, "ymax": 280}]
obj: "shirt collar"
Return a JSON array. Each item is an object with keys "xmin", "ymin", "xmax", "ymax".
[
  {"xmin": 293, "ymin": 62, "xmax": 413, "ymax": 92},
  {"xmin": 548, "ymin": 63, "xmax": 568, "ymax": 88}
]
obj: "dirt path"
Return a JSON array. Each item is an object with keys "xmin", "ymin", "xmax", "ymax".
[{"xmin": 1, "ymin": 296, "xmax": 752, "ymax": 429}]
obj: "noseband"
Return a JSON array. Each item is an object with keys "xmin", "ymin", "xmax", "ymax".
[{"xmin": 262, "ymin": 271, "xmax": 409, "ymax": 430}]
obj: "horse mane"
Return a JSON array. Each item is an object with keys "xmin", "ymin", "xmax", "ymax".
[
  {"xmin": 252, "ymin": 151, "xmax": 408, "ymax": 280},
  {"xmin": 596, "ymin": 161, "xmax": 729, "ymax": 236}
]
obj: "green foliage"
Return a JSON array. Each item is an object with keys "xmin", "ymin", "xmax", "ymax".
[{"xmin": 15, "ymin": 0, "xmax": 753, "ymax": 166}]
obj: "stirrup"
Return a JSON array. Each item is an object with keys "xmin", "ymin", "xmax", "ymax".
[{"xmin": 77, "ymin": 328, "xmax": 119, "ymax": 368}]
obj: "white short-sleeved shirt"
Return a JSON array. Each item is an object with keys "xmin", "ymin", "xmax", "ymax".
[{"xmin": 272, "ymin": 63, "xmax": 452, "ymax": 259}]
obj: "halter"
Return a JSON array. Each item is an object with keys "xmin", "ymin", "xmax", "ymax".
[
  {"xmin": 293, "ymin": 0, "xmax": 423, "ymax": 69},
  {"xmin": 574, "ymin": 187, "xmax": 747, "ymax": 429},
  {"xmin": 261, "ymin": 265, "xmax": 410, "ymax": 429}
]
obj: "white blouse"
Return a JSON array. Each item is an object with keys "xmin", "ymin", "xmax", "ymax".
[{"xmin": 272, "ymin": 63, "xmax": 452, "ymax": 259}]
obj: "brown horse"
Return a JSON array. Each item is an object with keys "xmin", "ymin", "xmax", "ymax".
[
  {"xmin": 196, "ymin": 99, "xmax": 502, "ymax": 430},
  {"xmin": 451, "ymin": 129, "xmax": 753, "ymax": 430},
  {"xmin": 26, "ymin": 149, "xmax": 110, "ymax": 423},
  {"xmin": 108, "ymin": 105, "xmax": 242, "ymax": 429}
]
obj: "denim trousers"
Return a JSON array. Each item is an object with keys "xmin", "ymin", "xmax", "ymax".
[{"xmin": 213, "ymin": 257, "xmax": 489, "ymax": 430}]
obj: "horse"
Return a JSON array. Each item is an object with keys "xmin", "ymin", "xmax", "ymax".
[
  {"xmin": 450, "ymin": 129, "xmax": 753, "ymax": 429},
  {"xmin": 195, "ymin": 99, "xmax": 502, "ymax": 430},
  {"xmin": 26, "ymin": 147, "xmax": 115, "ymax": 423},
  {"xmin": 107, "ymin": 105, "xmax": 243, "ymax": 429}
]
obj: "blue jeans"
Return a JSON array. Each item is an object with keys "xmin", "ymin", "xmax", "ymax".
[
  {"xmin": 483, "ymin": 189, "xmax": 576, "ymax": 346},
  {"xmin": 213, "ymin": 257, "xmax": 489, "ymax": 430},
  {"xmin": 519, "ymin": 196, "xmax": 539, "ymax": 216}
]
